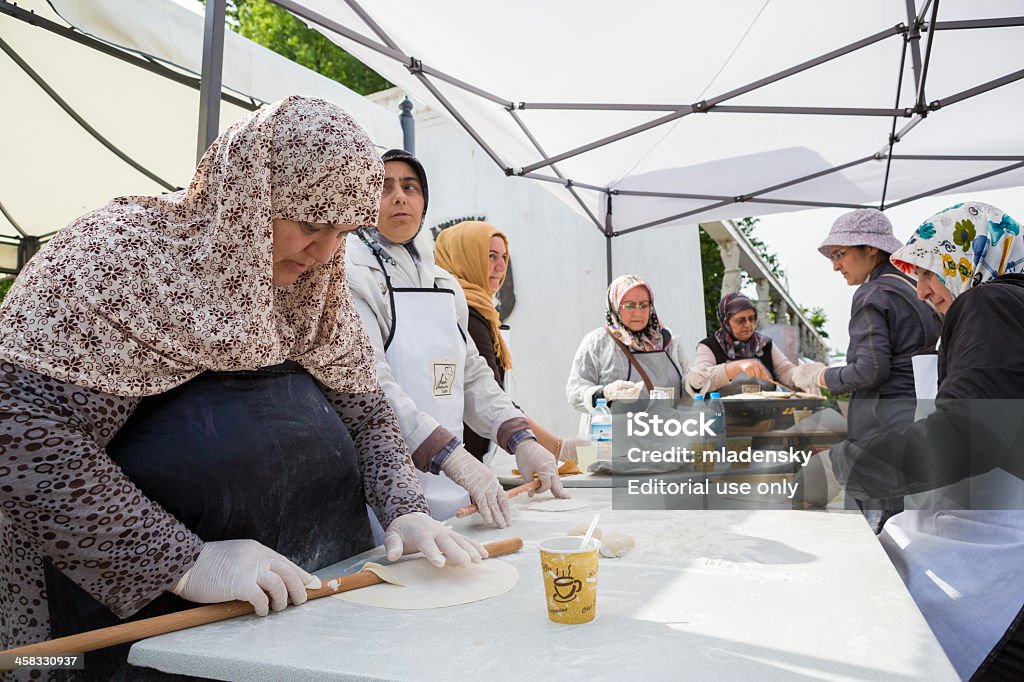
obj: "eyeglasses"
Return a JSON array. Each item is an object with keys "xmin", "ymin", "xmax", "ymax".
[
  {"xmin": 731, "ymin": 313, "xmax": 757, "ymax": 326},
  {"xmin": 620, "ymin": 302, "xmax": 651, "ymax": 311},
  {"xmin": 829, "ymin": 247, "xmax": 851, "ymax": 263}
]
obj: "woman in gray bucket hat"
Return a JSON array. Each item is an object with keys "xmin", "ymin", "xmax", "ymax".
[{"xmin": 804, "ymin": 208, "xmax": 942, "ymax": 532}]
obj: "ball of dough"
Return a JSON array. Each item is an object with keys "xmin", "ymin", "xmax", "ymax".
[
  {"xmin": 599, "ymin": 532, "xmax": 635, "ymax": 558},
  {"xmin": 566, "ymin": 523, "xmax": 603, "ymax": 540}
]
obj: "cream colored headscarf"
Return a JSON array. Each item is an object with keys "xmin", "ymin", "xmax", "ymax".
[
  {"xmin": 434, "ymin": 221, "xmax": 512, "ymax": 371},
  {"xmin": 0, "ymin": 96, "xmax": 383, "ymax": 396}
]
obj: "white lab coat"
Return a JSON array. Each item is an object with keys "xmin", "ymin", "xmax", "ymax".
[
  {"xmin": 345, "ymin": 233, "xmax": 524, "ymax": 458},
  {"xmin": 566, "ymin": 327, "xmax": 693, "ymax": 413}
]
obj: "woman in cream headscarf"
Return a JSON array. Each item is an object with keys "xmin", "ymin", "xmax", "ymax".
[
  {"xmin": 434, "ymin": 220, "xmax": 575, "ymax": 462},
  {"xmin": 0, "ymin": 97, "xmax": 481, "ymax": 676},
  {"xmin": 819, "ymin": 201, "xmax": 1024, "ymax": 680},
  {"xmin": 567, "ymin": 274, "xmax": 694, "ymax": 412}
]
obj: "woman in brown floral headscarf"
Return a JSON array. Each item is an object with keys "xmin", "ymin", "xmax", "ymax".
[{"xmin": 0, "ymin": 97, "xmax": 483, "ymax": 677}]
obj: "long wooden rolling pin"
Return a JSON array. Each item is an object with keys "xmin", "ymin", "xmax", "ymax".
[
  {"xmin": 454, "ymin": 479, "xmax": 540, "ymax": 518},
  {"xmin": 0, "ymin": 537, "xmax": 523, "ymax": 664}
]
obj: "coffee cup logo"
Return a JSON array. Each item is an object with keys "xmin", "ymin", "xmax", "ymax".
[{"xmin": 552, "ymin": 568, "xmax": 582, "ymax": 603}]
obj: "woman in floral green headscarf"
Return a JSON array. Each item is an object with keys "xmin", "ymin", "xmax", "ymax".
[
  {"xmin": 825, "ymin": 201, "xmax": 1024, "ymax": 681},
  {"xmin": 891, "ymin": 201, "xmax": 1024, "ymax": 314}
]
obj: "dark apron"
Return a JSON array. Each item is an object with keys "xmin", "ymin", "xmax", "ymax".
[{"xmin": 44, "ymin": 361, "xmax": 373, "ymax": 681}]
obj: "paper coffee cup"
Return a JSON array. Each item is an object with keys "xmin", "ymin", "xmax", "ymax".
[{"xmin": 538, "ymin": 536, "xmax": 600, "ymax": 624}]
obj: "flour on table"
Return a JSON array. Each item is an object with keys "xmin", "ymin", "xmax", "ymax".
[{"xmin": 330, "ymin": 558, "xmax": 518, "ymax": 609}]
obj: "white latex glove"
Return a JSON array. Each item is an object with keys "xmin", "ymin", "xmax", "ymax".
[
  {"xmin": 603, "ymin": 379, "xmax": 644, "ymax": 401},
  {"xmin": 794, "ymin": 451, "xmax": 841, "ymax": 508},
  {"xmin": 440, "ymin": 445, "xmax": 511, "ymax": 528},
  {"xmin": 792, "ymin": 362, "xmax": 827, "ymax": 395},
  {"xmin": 515, "ymin": 439, "xmax": 569, "ymax": 499},
  {"xmin": 558, "ymin": 437, "xmax": 578, "ymax": 463},
  {"xmin": 172, "ymin": 539, "xmax": 318, "ymax": 617},
  {"xmin": 384, "ymin": 511, "xmax": 487, "ymax": 567},
  {"xmin": 727, "ymin": 358, "xmax": 770, "ymax": 381}
]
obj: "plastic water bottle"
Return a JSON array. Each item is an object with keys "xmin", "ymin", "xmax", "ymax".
[
  {"xmin": 708, "ymin": 392, "xmax": 727, "ymax": 457},
  {"xmin": 692, "ymin": 395, "xmax": 711, "ymax": 472},
  {"xmin": 591, "ymin": 398, "xmax": 613, "ymax": 461}
]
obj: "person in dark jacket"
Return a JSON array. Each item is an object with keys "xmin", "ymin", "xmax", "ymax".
[
  {"xmin": 812, "ymin": 208, "xmax": 943, "ymax": 530},
  {"xmin": 433, "ymin": 220, "xmax": 576, "ymax": 463},
  {"xmin": 814, "ymin": 202, "xmax": 1024, "ymax": 681}
]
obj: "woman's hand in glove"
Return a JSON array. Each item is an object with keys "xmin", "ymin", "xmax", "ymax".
[
  {"xmin": 384, "ymin": 512, "xmax": 487, "ymax": 567},
  {"xmin": 441, "ymin": 446, "xmax": 511, "ymax": 528},
  {"xmin": 792, "ymin": 362, "xmax": 827, "ymax": 395},
  {"xmin": 603, "ymin": 379, "xmax": 644, "ymax": 401},
  {"xmin": 172, "ymin": 539, "xmax": 319, "ymax": 617},
  {"xmin": 793, "ymin": 451, "xmax": 842, "ymax": 508},
  {"xmin": 515, "ymin": 439, "xmax": 569, "ymax": 498},
  {"xmin": 726, "ymin": 358, "xmax": 770, "ymax": 381}
]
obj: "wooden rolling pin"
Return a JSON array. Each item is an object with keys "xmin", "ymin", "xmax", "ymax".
[
  {"xmin": 454, "ymin": 480, "xmax": 540, "ymax": 518},
  {"xmin": 0, "ymin": 537, "xmax": 523, "ymax": 664}
]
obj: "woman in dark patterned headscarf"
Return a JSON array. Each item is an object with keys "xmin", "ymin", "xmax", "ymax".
[
  {"xmin": 687, "ymin": 292, "xmax": 801, "ymax": 397},
  {"xmin": 0, "ymin": 97, "xmax": 482, "ymax": 676}
]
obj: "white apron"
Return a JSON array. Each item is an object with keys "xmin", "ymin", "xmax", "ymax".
[{"xmin": 383, "ymin": 278, "xmax": 472, "ymax": 521}]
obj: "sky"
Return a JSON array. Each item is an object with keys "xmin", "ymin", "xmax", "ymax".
[{"xmin": 751, "ymin": 185, "xmax": 1024, "ymax": 361}]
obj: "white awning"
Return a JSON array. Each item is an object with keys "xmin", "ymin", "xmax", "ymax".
[
  {"xmin": 0, "ymin": 0, "xmax": 401, "ymax": 269},
  {"xmin": 276, "ymin": 0, "xmax": 1024, "ymax": 234}
]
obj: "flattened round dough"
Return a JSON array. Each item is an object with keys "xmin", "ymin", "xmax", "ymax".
[
  {"xmin": 330, "ymin": 558, "xmax": 518, "ymax": 609},
  {"xmin": 526, "ymin": 497, "xmax": 590, "ymax": 512}
]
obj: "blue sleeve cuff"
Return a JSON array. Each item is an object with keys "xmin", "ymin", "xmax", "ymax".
[
  {"xmin": 507, "ymin": 429, "xmax": 537, "ymax": 454},
  {"xmin": 429, "ymin": 437, "xmax": 461, "ymax": 475}
]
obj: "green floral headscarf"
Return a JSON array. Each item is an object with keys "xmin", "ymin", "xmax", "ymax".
[{"xmin": 891, "ymin": 202, "xmax": 1023, "ymax": 300}]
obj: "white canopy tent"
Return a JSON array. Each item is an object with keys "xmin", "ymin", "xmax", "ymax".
[
  {"xmin": 0, "ymin": 0, "xmax": 401, "ymax": 273},
  {"xmin": 253, "ymin": 0, "xmax": 1023, "ymax": 280}
]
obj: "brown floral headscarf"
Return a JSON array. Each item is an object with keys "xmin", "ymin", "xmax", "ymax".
[{"xmin": 0, "ymin": 96, "xmax": 383, "ymax": 396}]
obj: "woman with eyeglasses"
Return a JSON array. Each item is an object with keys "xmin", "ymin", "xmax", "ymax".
[
  {"xmin": 803, "ymin": 208, "xmax": 942, "ymax": 532},
  {"xmin": 808, "ymin": 208, "xmax": 942, "ymax": 420},
  {"xmin": 566, "ymin": 274, "xmax": 693, "ymax": 412},
  {"xmin": 687, "ymin": 292, "xmax": 803, "ymax": 397}
]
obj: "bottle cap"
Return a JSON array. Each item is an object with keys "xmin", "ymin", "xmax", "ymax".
[
  {"xmin": 694, "ymin": 395, "xmax": 705, "ymax": 401},
  {"xmin": 710, "ymin": 392, "xmax": 721, "ymax": 399},
  {"xmin": 596, "ymin": 398, "xmax": 607, "ymax": 405}
]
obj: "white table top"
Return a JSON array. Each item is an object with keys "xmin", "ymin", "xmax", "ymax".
[{"xmin": 129, "ymin": 489, "xmax": 956, "ymax": 681}]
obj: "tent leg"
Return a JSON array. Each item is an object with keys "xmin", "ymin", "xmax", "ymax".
[
  {"xmin": 605, "ymin": 192, "xmax": 614, "ymax": 286},
  {"xmin": 197, "ymin": 0, "xmax": 226, "ymax": 163}
]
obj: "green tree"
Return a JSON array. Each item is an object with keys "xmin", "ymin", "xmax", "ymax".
[
  {"xmin": 0, "ymin": 277, "xmax": 13, "ymax": 306},
  {"xmin": 698, "ymin": 227, "xmax": 724, "ymax": 336},
  {"xmin": 735, "ymin": 216, "xmax": 785, "ymax": 283},
  {"xmin": 206, "ymin": 0, "xmax": 392, "ymax": 95},
  {"xmin": 801, "ymin": 305, "xmax": 829, "ymax": 339}
]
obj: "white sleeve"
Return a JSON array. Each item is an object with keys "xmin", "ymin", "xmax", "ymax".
[
  {"xmin": 566, "ymin": 333, "xmax": 605, "ymax": 414},
  {"xmin": 771, "ymin": 344, "xmax": 799, "ymax": 388},
  {"xmin": 687, "ymin": 342, "xmax": 731, "ymax": 395},
  {"xmin": 461, "ymin": 325, "xmax": 525, "ymax": 439}
]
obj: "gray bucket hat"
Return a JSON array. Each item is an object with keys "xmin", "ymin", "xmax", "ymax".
[{"xmin": 817, "ymin": 208, "xmax": 905, "ymax": 258}]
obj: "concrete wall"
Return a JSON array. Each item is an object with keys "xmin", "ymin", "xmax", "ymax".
[{"xmin": 384, "ymin": 96, "xmax": 706, "ymax": 438}]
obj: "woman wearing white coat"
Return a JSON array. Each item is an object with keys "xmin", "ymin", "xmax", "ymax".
[
  {"xmin": 347, "ymin": 149, "xmax": 567, "ymax": 530},
  {"xmin": 567, "ymin": 274, "xmax": 694, "ymax": 412}
]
